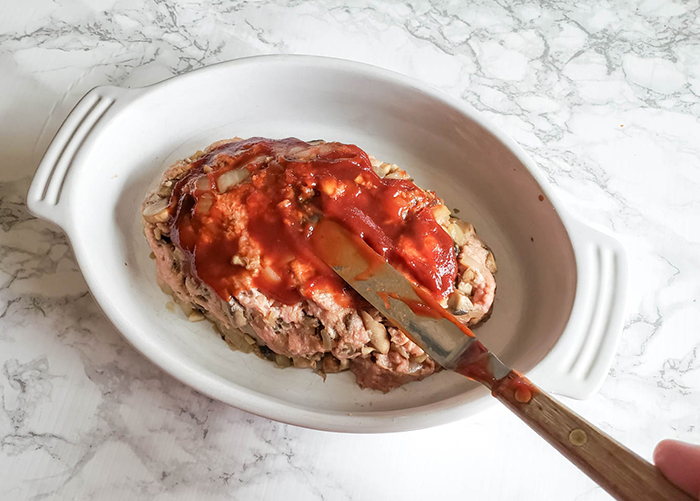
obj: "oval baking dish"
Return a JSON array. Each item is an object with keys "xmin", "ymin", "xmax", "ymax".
[{"xmin": 27, "ymin": 55, "xmax": 627, "ymax": 433}]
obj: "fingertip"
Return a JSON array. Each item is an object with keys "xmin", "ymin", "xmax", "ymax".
[
  {"xmin": 653, "ymin": 438, "xmax": 675, "ymax": 466},
  {"xmin": 653, "ymin": 439, "xmax": 700, "ymax": 499}
]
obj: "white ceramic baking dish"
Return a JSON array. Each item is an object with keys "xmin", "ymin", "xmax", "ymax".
[{"xmin": 27, "ymin": 55, "xmax": 627, "ymax": 433}]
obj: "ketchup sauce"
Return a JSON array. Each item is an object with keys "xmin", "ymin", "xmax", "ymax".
[{"xmin": 167, "ymin": 138, "xmax": 457, "ymax": 306}]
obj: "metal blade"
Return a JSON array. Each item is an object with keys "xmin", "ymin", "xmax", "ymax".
[
  {"xmin": 333, "ymin": 256, "xmax": 473, "ymax": 369},
  {"xmin": 310, "ymin": 219, "xmax": 510, "ymax": 380}
]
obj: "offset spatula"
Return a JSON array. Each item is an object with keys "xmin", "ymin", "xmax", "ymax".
[{"xmin": 311, "ymin": 219, "xmax": 693, "ymax": 501}]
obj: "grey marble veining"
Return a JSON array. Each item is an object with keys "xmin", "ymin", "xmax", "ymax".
[{"xmin": 1, "ymin": 0, "xmax": 699, "ymax": 499}]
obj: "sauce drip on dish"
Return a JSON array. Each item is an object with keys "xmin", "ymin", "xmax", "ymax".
[{"xmin": 168, "ymin": 138, "xmax": 457, "ymax": 306}]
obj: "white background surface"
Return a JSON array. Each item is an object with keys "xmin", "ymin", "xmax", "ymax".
[{"xmin": 1, "ymin": 1, "xmax": 699, "ymax": 500}]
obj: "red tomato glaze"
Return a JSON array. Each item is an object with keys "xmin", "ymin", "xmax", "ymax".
[{"xmin": 168, "ymin": 138, "xmax": 457, "ymax": 306}]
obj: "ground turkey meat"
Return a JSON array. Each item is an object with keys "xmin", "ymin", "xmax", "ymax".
[{"xmin": 142, "ymin": 137, "xmax": 497, "ymax": 392}]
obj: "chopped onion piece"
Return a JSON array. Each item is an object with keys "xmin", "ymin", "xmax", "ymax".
[
  {"xmin": 142, "ymin": 197, "xmax": 170, "ymax": 223},
  {"xmin": 447, "ymin": 222, "xmax": 467, "ymax": 246},
  {"xmin": 412, "ymin": 353, "xmax": 428, "ymax": 364},
  {"xmin": 485, "ymin": 251, "xmax": 498, "ymax": 273},
  {"xmin": 196, "ymin": 176, "xmax": 211, "ymax": 191},
  {"xmin": 360, "ymin": 311, "xmax": 390, "ymax": 354},
  {"xmin": 432, "ymin": 204, "xmax": 451, "ymax": 226},
  {"xmin": 217, "ymin": 168, "xmax": 250, "ymax": 193},
  {"xmin": 196, "ymin": 193, "xmax": 214, "ymax": 215},
  {"xmin": 320, "ymin": 328, "xmax": 334, "ymax": 351},
  {"xmin": 188, "ymin": 311, "xmax": 205, "ymax": 322},
  {"xmin": 292, "ymin": 357, "xmax": 314, "ymax": 368},
  {"xmin": 275, "ymin": 354, "xmax": 292, "ymax": 368},
  {"xmin": 261, "ymin": 266, "xmax": 281, "ymax": 283},
  {"xmin": 394, "ymin": 345, "xmax": 410, "ymax": 359}
]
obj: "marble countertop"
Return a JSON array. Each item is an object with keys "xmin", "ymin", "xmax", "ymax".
[{"xmin": 1, "ymin": 0, "xmax": 699, "ymax": 499}]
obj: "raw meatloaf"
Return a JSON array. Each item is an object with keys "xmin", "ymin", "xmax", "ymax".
[{"xmin": 142, "ymin": 137, "xmax": 497, "ymax": 392}]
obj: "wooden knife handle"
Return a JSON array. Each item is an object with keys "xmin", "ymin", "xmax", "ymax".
[{"xmin": 493, "ymin": 381, "xmax": 695, "ymax": 501}]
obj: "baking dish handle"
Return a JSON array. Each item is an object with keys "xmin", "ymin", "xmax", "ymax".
[
  {"xmin": 26, "ymin": 86, "xmax": 130, "ymax": 229},
  {"xmin": 529, "ymin": 217, "xmax": 628, "ymax": 399}
]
